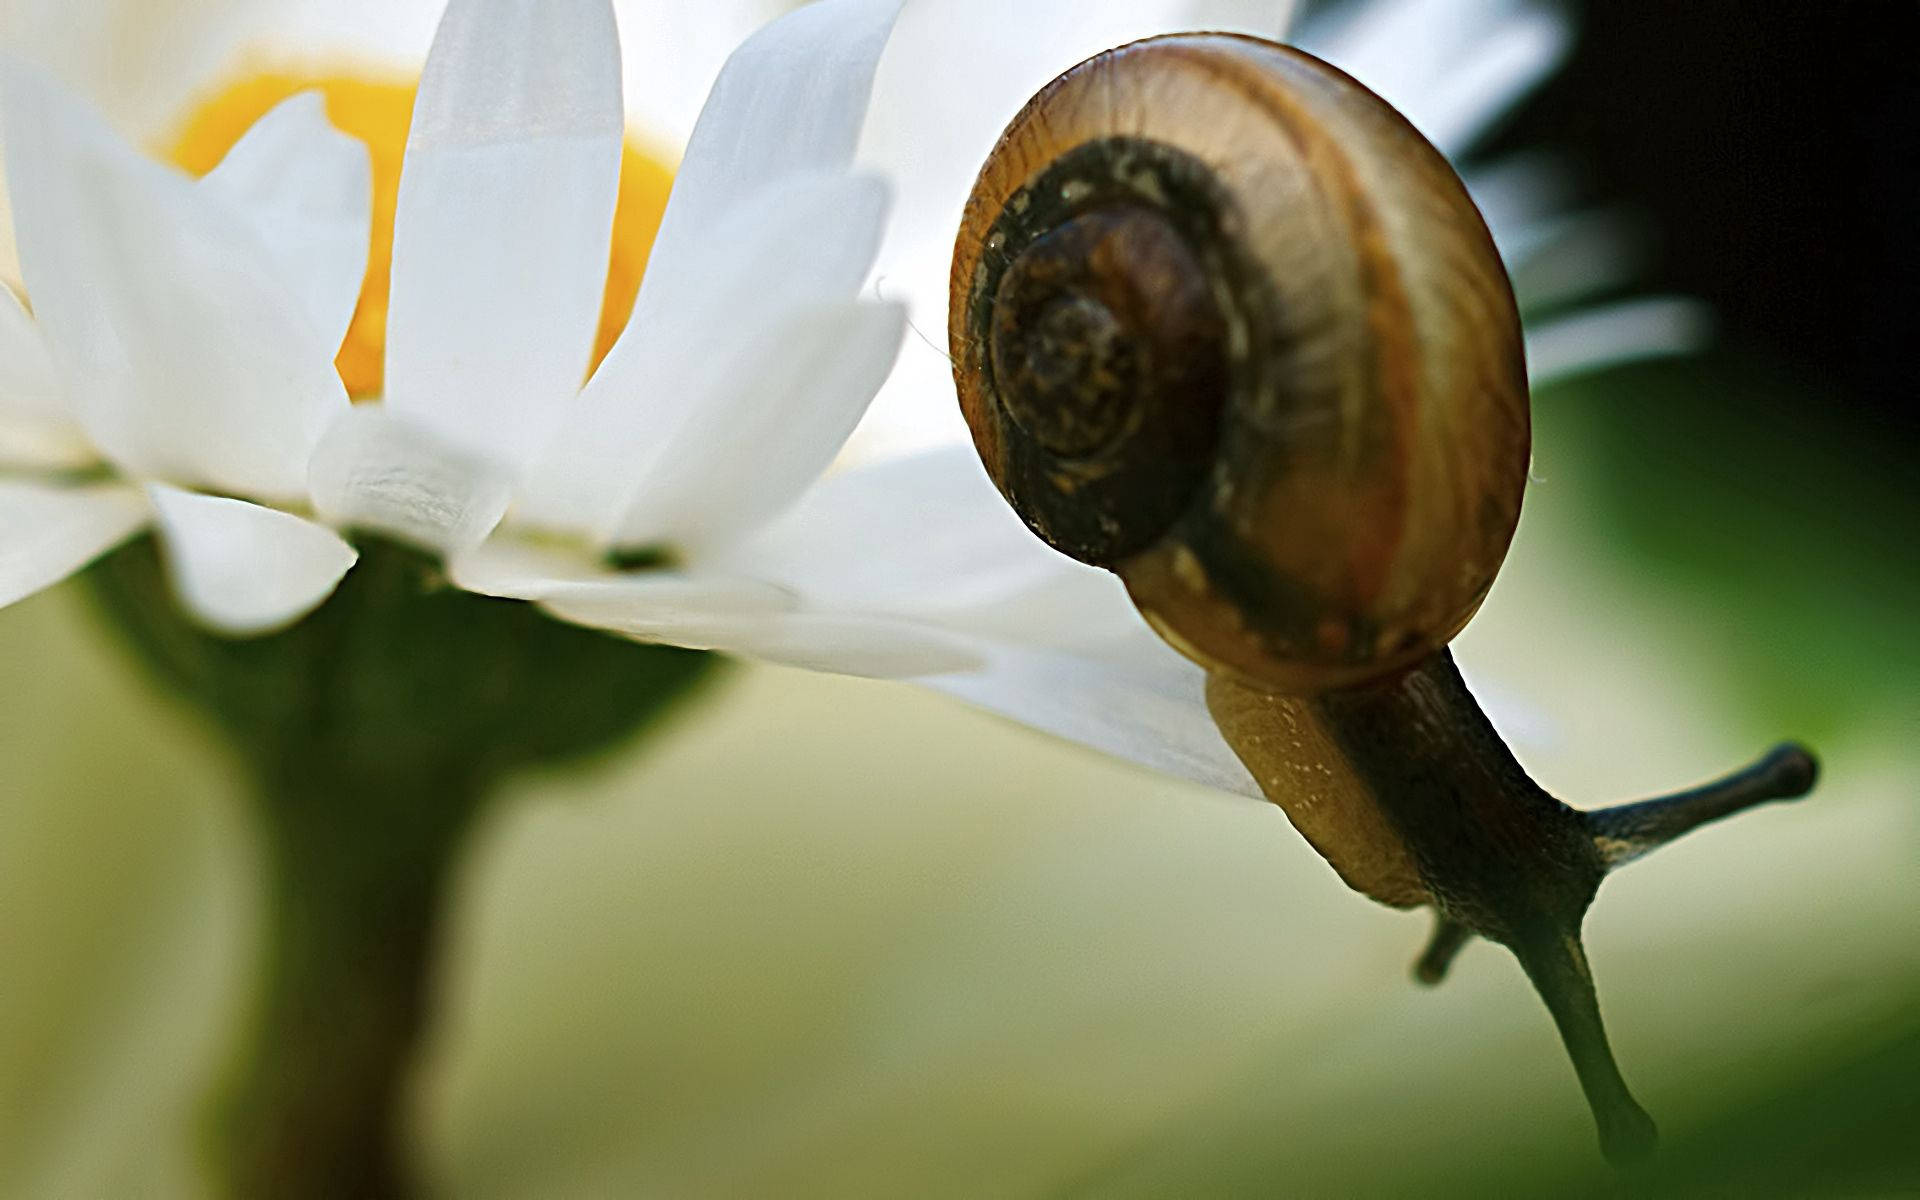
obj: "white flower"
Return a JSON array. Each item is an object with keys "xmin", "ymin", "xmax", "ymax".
[
  {"xmin": 0, "ymin": 0, "xmax": 1219, "ymax": 792},
  {"xmin": 0, "ymin": 0, "xmax": 924, "ymax": 641},
  {"xmin": 308, "ymin": 0, "xmax": 1101, "ymax": 695}
]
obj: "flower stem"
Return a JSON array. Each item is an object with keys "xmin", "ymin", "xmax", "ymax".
[
  {"xmin": 211, "ymin": 753, "xmax": 485, "ymax": 1199},
  {"xmin": 80, "ymin": 535, "xmax": 717, "ymax": 1195}
]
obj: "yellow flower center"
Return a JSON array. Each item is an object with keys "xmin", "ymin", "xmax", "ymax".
[{"xmin": 166, "ymin": 71, "xmax": 674, "ymax": 400}]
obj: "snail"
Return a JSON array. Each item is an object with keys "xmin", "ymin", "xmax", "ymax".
[{"xmin": 949, "ymin": 34, "xmax": 1819, "ymax": 1164}]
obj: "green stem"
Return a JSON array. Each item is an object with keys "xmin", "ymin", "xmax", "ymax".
[
  {"xmin": 80, "ymin": 536, "xmax": 716, "ymax": 1197},
  {"xmin": 211, "ymin": 753, "xmax": 486, "ymax": 1200}
]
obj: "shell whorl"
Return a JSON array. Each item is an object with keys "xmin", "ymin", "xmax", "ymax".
[{"xmin": 952, "ymin": 34, "xmax": 1531, "ymax": 694}]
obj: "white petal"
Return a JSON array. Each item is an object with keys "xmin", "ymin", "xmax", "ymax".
[
  {"xmin": 446, "ymin": 535, "xmax": 612, "ymax": 601},
  {"xmin": 456, "ymin": 527, "xmax": 979, "ymax": 678},
  {"xmin": 711, "ymin": 450, "xmax": 1152, "ymax": 697},
  {"xmin": 147, "ymin": 485, "xmax": 357, "ymax": 635},
  {"xmin": 1294, "ymin": 0, "xmax": 1569, "ymax": 155},
  {"xmin": 856, "ymin": 0, "xmax": 1215, "ymax": 276},
  {"xmin": 1192, "ymin": 0, "xmax": 1301, "ymax": 36},
  {"xmin": 1296, "ymin": 0, "xmax": 1491, "ymax": 99},
  {"xmin": 0, "ymin": 0, "xmax": 258, "ymax": 141},
  {"xmin": 1403, "ymin": 6, "xmax": 1569, "ymax": 155},
  {"xmin": 452, "ymin": 535, "xmax": 800, "ymax": 616},
  {"xmin": 0, "ymin": 407, "xmax": 88, "ymax": 469},
  {"xmin": 0, "ymin": 63, "xmax": 347, "ymax": 501},
  {"xmin": 708, "ymin": 447, "xmax": 1110, "ymax": 625},
  {"xmin": 1463, "ymin": 150, "xmax": 1575, "ymax": 258},
  {"xmin": 520, "ymin": 172, "xmax": 891, "ymax": 534},
  {"xmin": 625, "ymin": 168, "xmax": 892, "ymax": 362},
  {"xmin": 454, "ymin": 531, "xmax": 798, "ymax": 614},
  {"xmin": 218, "ymin": 0, "xmax": 442, "ymax": 74},
  {"xmin": 710, "ymin": 447, "xmax": 1259, "ymax": 791},
  {"xmin": 385, "ymin": 0, "xmax": 624, "ymax": 468},
  {"xmin": 458, "ymin": 547, "xmax": 976, "ymax": 676},
  {"xmin": 308, "ymin": 405, "xmax": 514, "ymax": 553},
  {"xmin": 640, "ymin": 0, "xmax": 902, "ymax": 297},
  {"xmin": 0, "ymin": 479, "xmax": 146, "ymax": 608},
  {"xmin": 624, "ymin": 611, "xmax": 982, "ymax": 679},
  {"xmin": 843, "ymin": 316, "xmax": 977, "ymax": 463},
  {"xmin": 925, "ymin": 638, "xmax": 1261, "ymax": 798},
  {"xmin": 0, "ymin": 283, "xmax": 91, "ymax": 468},
  {"xmin": 530, "ymin": 570, "xmax": 796, "ymax": 621},
  {"xmin": 1506, "ymin": 209, "xmax": 1645, "ymax": 311},
  {"xmin": 0, "ymin": 282, "xmax": 58, "ymax": 408},
  {"xmin": 2, "ymin": 0, "xmax": 302, "ymax": 286},
  {"xmin": 608, "ymin": 300, "xmax": 905, "ymax": 551},
  {"xmin": 1526, "ymin": 297, "xmax": 1713, "ymax": 384},
  {"xmin": 537, "ymin": 576, "xmax": 981, "ymax": 679},
  {"xmin": 201, "ymin": 91, "xmax": 372, "ymax": 356},
  {"xmin": 610, "ymin": 0, "xmax": 771, "ymax": 148}
]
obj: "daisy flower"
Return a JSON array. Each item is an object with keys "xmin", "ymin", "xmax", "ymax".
[
  {"xmin": 0, "ymin": 0, "xmax": 924, "ymax": 647},
  {"xmin": 0, "ymin": 0, "xmax": 1239, "ymax": 790},
  {"xmin": 3, "ymin": 0, "xmax": 1148, "ymax": 711}
]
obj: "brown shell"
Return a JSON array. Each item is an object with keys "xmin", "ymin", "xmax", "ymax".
[{"xmin": 951, "ymin": 35, "xmax": 1531, "ymax": 695}]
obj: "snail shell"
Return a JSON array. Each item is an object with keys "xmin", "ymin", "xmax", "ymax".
[{"xmin": 951, "ymin": 34, "xmax": 1531, "ymax": 695}]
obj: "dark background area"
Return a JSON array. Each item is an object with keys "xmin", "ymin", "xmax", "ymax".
[
  {"xmin": 1504, "ymin": 15, "xmax": 1919, "ymax": 1183},
  {"xmin": 1498, "ymin": 15, "xmax": 1919, "ymax": 1187},
  {"xmin": 1497, "ymin": 0, "xmax": 1915, "ymax": 446}
]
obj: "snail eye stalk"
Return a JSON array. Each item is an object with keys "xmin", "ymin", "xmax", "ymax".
[
  {"xmin": 950, "ymin": 33, "xmax": 1822, "ymax": 1165},
  {"xmin": 1587, "ymin": 743, "xmax": 1819, "ymax": 871}
]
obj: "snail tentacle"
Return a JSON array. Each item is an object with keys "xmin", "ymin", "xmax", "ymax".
[
  {"xmin": 1412, "ymin": 913, "xmax": 1473, "ymax": 985},
  {"xmin": 1586, "ymin": 743, "xmax": 1818, "ymax": 870}
]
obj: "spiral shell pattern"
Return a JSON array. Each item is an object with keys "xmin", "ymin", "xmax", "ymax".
[{"xmin": 953, "ymin": 34, "xmax": 1531, "ymax": 693}]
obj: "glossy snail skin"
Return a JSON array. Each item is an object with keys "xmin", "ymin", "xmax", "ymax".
[{"xmin": 952, "ymin": 34, "xmax": 1819, "ymax": 1164}]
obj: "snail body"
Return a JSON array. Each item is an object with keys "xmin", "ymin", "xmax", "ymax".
[{"xmin": 952, "ymin": 35, "xmax": 1818, "ymax": 1164}]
